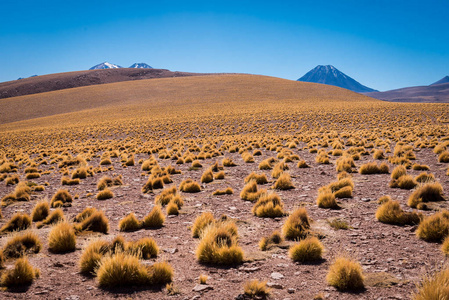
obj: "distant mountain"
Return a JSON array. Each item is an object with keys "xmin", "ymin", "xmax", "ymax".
[
  {"xmin": 129, "ymin": 63, "xmax": 153, "ymax": 69},
  {"xmin": 365, "ymin": 82, "xmax": 449, "ymax": 103},
  {"xmin": 431, "ymin": 76, "xmax": 449, "ymax": 86},
  {"xmin": 297, "ymin": 65, "xmax": 378, "ymax": 93},
  {"xmin": 89, "ymin": 62, "xmax": 122, "ymax": 70}
]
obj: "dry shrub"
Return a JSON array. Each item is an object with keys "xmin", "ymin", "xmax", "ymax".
[
  {"xmin": 212, "ymin": 187, "xmax": 234, "ymax": 195},
  {"xmin": 317, "ymin": 189, "xmax": 339, "ymax": 209},
  {"xmin": 25, "ymin": 172, "xmax": 40, "ymax": 179},
  {"xmin": 289, "ymin": 237, "xmax": 324, "ymax": 263},
  {"xmin": 222, "ymin": 157, "xmax": 237, "ymax": 167},
  {"xmin": 201, "ymin": 168, "xmax": 214, "ymax": 183},
  {"xmin": 274, "ymin": 172, "xmax": 295, "ymax": 190},
  {"xmin": 0, "ymin": 213, "xmax": 31, "ymax": 233},
  {"xmin": 244, "ymin": 172, "xmax": 268, "ymax": 184},
  {"xmin": 155, "ymin": 187, "xmax": 181, "ymax": 206},
  {"xmin": 127, "ymin": 237, "xmax": 159, "ymax": 259},
  {"xmin": 31, "ymin": 200, "xmax": 49, "ymax": 222},
  {"xmin": 36, "ymin": 208, "xmax": 65, "ymax": 228},
  {"xmin": 240, "ymin": 180, "xmax": 266, "ymax": 202},
  {"xmin": 5, "ymin": 175, "xmax": 19, "ymax": 185},
  {"xmin": 271, "ymin": 161, "xmax": 289, "ymax": 179},
  {"xmin": 179, "ymin": 179, "xmax": 201, "ymax": 193},
  {"xmin": 415, "ymin": 172, "xmax": 435, "ymax": 183},
  {"xmin": 50, "ymin": 189, "xmax": 72, "ymax": 208},
  {"xmin": 373, "ymin": 149, "xmax": 385, "ymax": 159},
  {"xmin": 73, "ymin": 207, "xmax": 97, "ymax": 222},
  {"xmin": 376, "ymin": 199, "xmax": 421, "ymax": 225},
  {"xmin": 166, "ymin": 202, "xmax": 179, "ymax": 215},
  {"xmin": 1, "ymin": 182, "xmax": 31, "ymax": 206},
  {"xmin": 336, "ymin": 156, "xmax": 356, "ymax": 173},
  {"xmin": 142, "ymin": 206, "xmax": 165, "ymax": 229},
  {"xmin": 412, "ymin": 164, "xmax": 430, "ymax": 171},
  {"xmin": 74, "ymin": 210, "xmax": 109, "ymax": 234},
  {"xmin": 359, "ymin": 162, "xmax": 389, "ymax": 174},
  {"xmin": 79, "ymin": 239, "xmax": 111, "ymax": 275},
  {"xmin": 412, "ymin": 269, "xmax": 449, "ymax": 300},
  {"xmin": 48, "ymin": 222, "xmax": 76, "ymax": 253},
  {"xmin": 196, "ymin": 222, "xmax": 244, "ymax": 266},
  {"xmin": 192, "ymin": 212, "xmax": 215, "ymax": 238},
  {"xmin": 416, "ymin": 210, "xmax": 449, "ymax": 242},
  {"xmin": 0, "ymin": 257, "xmax": 40, "ymax": 288},
  {"xmin": 97, "ymin": 175, "xmax": 123, "ymax": 190},
  {"xmin": 327, "ymin": 218, "xmax": 349, "ymax": 230},
  {"xmin": 119, "ymin": 213, "xmax": 142, "ymax": 232},
  {"xmin": 252, "ymin": 193, "xmax": 284, "ymax": 218},
  {"xmin": 259, "ymin": 158, "xmax": 275, "ymax": 170},
  {"xmin": 297, "ymin": 160, "xmax": 310, "ymax": 168},
  {"xmin": 61, "ymin": 176, "xmax": 80, "ymax": 185},
  {"xmin": 408, "ymin": 182, "xmax": 445, "ymax": 208},
  {"xmin": 214, "ymin": 171, "xmax": 225, "ymax": 179},
  {"xmin": 282, "ymin": 208, "xmax": 310, "ymax": 240},
  {"xmin": 391, "ymin": 165, "xmax": 407, "ymax": 180},
  {"xmin": 259, "ymin": 230, "xmax": 282, "ymax": 251},
  {"xmin": 439, "ymin": 151, "xmax": 449, "ymax": 163},
  {"xmin": 389, "ymin": 175, "xmax": 417, "ymax": 189},
  {"xmin": 96, "ymin": 188, "xmax": 114, "ymax": 200},
  {"xmin": 2, "ymin": 231, "xmax": 42, "ymax": 258},
  {"xmin": 243, "ymin": 279, "xmax": 271, "ymax": 298},
  {"xmin": 326, "ymin": 257, "xmax": 364, "ymax": 291}
]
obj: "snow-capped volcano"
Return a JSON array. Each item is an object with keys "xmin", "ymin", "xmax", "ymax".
[
  {"xmin": 297, "ymin": 65, "xmax": 377, "ymax": 93},
  {"xmin": 129, "ymin": 63, "xmax": 153, "ymax": 69},
  {"xmin": 89, "ymin": 62, "xmax": 123, "ymax": 70}
]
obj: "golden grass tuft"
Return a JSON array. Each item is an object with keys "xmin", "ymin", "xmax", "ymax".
[
  {"xmin": 200, "ymin": 168, "xmax": 214, "ymax": 183},
  {"xmin": 212, "ymin": 187, "xmax": 234, "ymax": 195},
  {"xmin": 192, "ymin": 212, "xmax": 215, "ymax": 238},
  {"xmin": 416, "ymin": 210, "xmax": 449, "ymax": 242},
  {"xmin": 127, "ymin": 237, "xmax": 159, "ymax": 259},
  {"xmin": 0, "ymin": 257, "xmax": 40, "ymax": 288},
  {"xmin": 317, "ymin": 189, "xmax": 339, "ymax": 209},
  {"xmin": 439, "ymin": 151, "xmax": 449, "ymax": 163},
  {"xmin": 359, "ymin": 162, "xmax": 389, "ymax": 174},
  {"xmin": 31, "ymin": 200, "xmax": 49, "ymax": 222},
  {"xmin": 289, "ymin": 236, "xmax": 324, "ymax": 263},
  {"xmin": 1, "ymin": 182, "xmax": 31, "ymax": 206},
  {"xmin": 50, "ymin": 189, "xmax": 72, "ymax": 207},
  {"xmin": 326, "ymin": 257, "xmax": 364, "ymax": 291},
  {"xmin": 297, "ymin": 160, "xmax": 310, "ymax": 168},
  {"xmin": 376, "ymin": 199, "xmax": 422, "ymax": 226},
  {"xmin": 36, "ymin": 208, "xmax": 65, "ymax": 228},
  {"xmin": 391, "ymin": 165, "xmax": 407, "ymax": 180},
  {"xmin": 415, "ymin": 172, "xmax": 435, "ymax": 183},
  {"xmin": 408, "ymin": 182, "xmax": 445, "ymax": 208},
  {"xmin": 0, "ymin": 212, "xmax": 31, "ymax": 233},
  {"xmin": 244, "ymin": 172, "xmax": 268, "ymax": 184},
  {"xmin": 179, "ymin": 179, "xmax": 201, "ymax": 193},
  {"xmin": 258, "ymin": 158, "xmax": 275, "ymax": 170},
  {"xmin": 119, "ymin": 213, "xmax": 142, "ymax": 232},
  {"xmin": 259, "ymin": 230, "xmax": 283, "ymax": 251},
  {"xmin": 222, "ymin": 157, "xmax": 237, "ymax": 167},
  {"xmin": 252, "ymin": 193, "xmax": 285, "ymax": 218},
  {"xmin": 96, "ymin": 188, "xmax": 114, "ymax": 200},
  {"xmin": 214, "ymin": 170, "xmax": 225, "ymax": 179},
  {"xmin": 243, "ymin": 279, "xmax": 271, "ymax": 298},
  {"xmin": 282, "ymin": 208, "xmax": 310, "ymax": 240},
  {"xmin": 273, "ymin": 172, "xmax": 295, "ymax": 190},
  {"xmin": 74, "ymin": 210, "xmax": 109, "ymax": 234},
  {"xmin": 240, "ymin": 180, "xmax": 266, "ymax": 202},
  {"xmin": 142, "ymin": 206, "xmax": 165, "ymax": 229},
  {"xmin": 79, "ymin": 239, "xmax": 110, "ymax": 275},
  {"xmin": 48, "ymin": 222, "xmax": 76, "ymax": 253},
  {"xmin": 412, "ymin": 269, "xmax": 449, "ymax": 300},
  {"xmin": 61, "ymin": 176, "xmax": 80, "ymax": 185},
  {"xmin": 389, "ymin": 175, "xmax": 417, "ymax": 190},
  {"xmin": 2, "ymin": 231, "xmax": 42, "ymax": 258}
]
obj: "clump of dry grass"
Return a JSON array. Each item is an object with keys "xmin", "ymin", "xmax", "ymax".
[
  {"xmin": 5, "ymin": 174, "xmax": 19, "ymax": 185},
  {"xmin": 412, "ymin": 269, "xmax": 449, "ymax": 300},
  {"xmin": 316, "ymin": 188, "xmax": 339, "ymax": 209},
  {"xmin": 50, "ymin": 189, "xmax": 72, "ymax": 207},
  {"xmin": 200, "ymin": 168, "xmax": 214, "ymax": 183},
  {"xmin": 273, "ymin": 172, "xmax": 295, "ymax": 190},
  {"xmin": 31, "ymin": 200, "xmax": 49, "ymax": 222},
  {"xmin": 412, "ymin": 163, "xmax": 430, "ymax": 171},
  {"xmin": 79, "ymin": 239, "xmax": 111, "ymax": 275},
  {"xmin": 61, "ymin": 176, "xmax": 80, "ymax": 185},
  {"xmin": 259, "ymin": 157, "xmax": 275, "ymax": 170},
  {"xmin": 335, "ymin": 156, "xmax": 356, "ymax": 173},
  {"xmin": 74, "ymin": 210, "xmax": 109, "ymax": 234},
  {"xmin": 155, "ymin": 187, "xmax": 183, "ymax": 208},
  {"xmin": 252, "ymin": 193, "xmax": 285, "ymax": 218},
  {"xmin": 97, "ymin": 175, "xmax": 123, "ymax": 190},
  {"xmin": 416, "ymin": 210, "xmax": 449, "ymax": 242},
  {"xmin": 1, "ymin": 182, "xmax": 31, "ymax": 206},
  {"xmin": 282, "ymin": 208, "xmax": 310, "ymax": 240},
  {"xmin": 408, "ymin": 182, "xmax": 445, "ymax": 208},
  {"xmin": 0, "ymin": 213, "xmax": 31, "ymax": 233},
  {"xmin": 212, "ymin": 187, "xmax": 234, "ymax": 195},
  {"xmin": 244, "ymin": 172, "xmax": 268, "ymax": 184},
  {"xmin": 48, "ymin": 222, "xmax": 76, "ymax": 253},
  {"xmin": 240, "ymin": 180, "xmax": 266, "ymax": 202},
  {"xmin": 327, "ymin": 218, "xmax": 349, "ymax": 230},
  {"xmin": 96, "ymin": 188, "xmax": 114, "ymax": 200},
  {"xmin": 214, "ymin": 170, "xmax": 225, "ymax": 179},
  {"xmin": 389, "ymin": 174, "xmax": 417, "ymax": 189},
  {"xmin": 119, "ymin": 213, "xmax": 142, "ymax": 232},
  {"xmin": 179, "ymin": 179, "xmax": 201, "ymax": 193},
  {"xmin": 271, "ymin": 161, "xmax": 289, "ymax": 178},
  {"xmin": 36, "ymin": 208, "xmax": 65, "ymax": 228},
  {"xmin": 259, "ymin": 230, "xmax": 282, "ymax": 251},
  {"xmin": 415, "ymin": 172, "xmax": 435, "ymax": 183},
  {"xmin": 289, "ymin": 237, "xmax": 324, "ymax": 263},
  {"xmin": 439, "ymin": 151, "xmax": 449, "ymax": 163},
  {"xmin": 376, "ymin": 199, "xmax": 422, "ymax": 225},
  {"xmin": 359, "ymin": 162, "xmax": 389, "ymax": 174},
  {"xmin": 243, "ymin": 279, "xmax": 271, "ymax": 298},
  {"xmin": 192, "ymin": 212, "xmax": 215, "ymax": 238},
  {"xmin": 2, "ymin": 231, "xmax": 42, "ymax": 258},
  {"xmin": 0, "ymin": 257, "xmax": 40, "ymax": 288},
  {"xmin": 127, "ymin": 237, "xmax": 159, "ymax": 259},
  {"xmin": 142, "ymin": 206, "xmax": 165, "ymax": 229},
  {"xmin": 326, "ymin": 257, "xmax": 364, "ymax": 291},
  {"xmin": 196, "ymin": 221, "xmax": 244, "ymax": 266},
  {"xmin": 222, "ymin": 157, "xmax": 237, "ymax": 167},
  {"xmin": 297, "ymin": 160, "xmax": 310, "ymax": 168},
  {"xmin": 95, "ymin": 252, "xmax": 147, "ymax": 287}
]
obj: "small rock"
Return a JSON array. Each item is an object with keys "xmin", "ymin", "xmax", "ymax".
[
  {"xmin": 191, "ymin": 296, "xmax": 201, "ymax": 300},
  {"xmin": 240, "ymin": 266, "xmax": 260, "ymax": 272},
  {"xmin": 35, "ymin": 290, "xmax": 49, "ymax": 295},
  {"xmin": 267, "ymin": 282, "xmax": 283, "ymax": 289},
  {"xmin": 65, "ymin": 296, "xmax": 80, "ymax": 300},
  {"xmin": 193, "ymin": 284, "xmax": 213, "ymax": 292},
  {"xmin": 287, "ymin": 288, "xmax": 295, "ymax": 293},
  {"xmin": 271, "ymin": 272, "xmax": 284, "ymax": 280},
  {"xmin": 163, "ymin": 248, "xmax": 178, "ymax": 254}
]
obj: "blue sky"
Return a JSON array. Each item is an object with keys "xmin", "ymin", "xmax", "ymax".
[{"xmin": 1, "ymin": 0, "xmax": 448, "ymax": 91}]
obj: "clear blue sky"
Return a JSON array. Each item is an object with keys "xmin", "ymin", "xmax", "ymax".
[{"xmin": 1, "ymin": 0, "xmax": 448, "ymax": 91}]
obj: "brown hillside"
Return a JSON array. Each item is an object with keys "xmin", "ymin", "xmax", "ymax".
[
  {"xmin": 0, "ymin": 68, "xmax": 212, "ymax": 99},
  {"xmin": 0, "ymin": 74, "xmax": 377, "ymax": 128}
]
